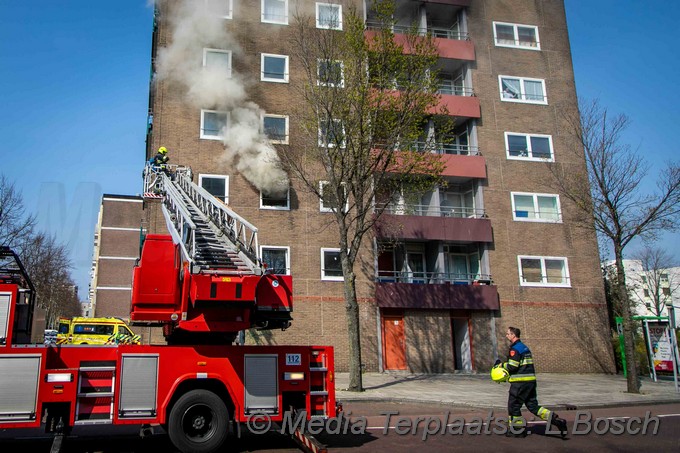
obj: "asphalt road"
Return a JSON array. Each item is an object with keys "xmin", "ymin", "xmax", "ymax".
[{"xmin": 1, "ymin": 402, "xmax": 679, "ymax": 452}]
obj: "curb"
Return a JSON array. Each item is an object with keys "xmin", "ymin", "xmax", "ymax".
[{"xmin": 334, "ymin": 395, "xmax": 680, "ymax": 411}]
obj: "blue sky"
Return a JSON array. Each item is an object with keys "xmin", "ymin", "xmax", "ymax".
[{"xmin": 1, "ymin": 1, "xmax": 678, "ymax": 299}]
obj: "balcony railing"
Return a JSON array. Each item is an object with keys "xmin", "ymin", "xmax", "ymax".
[
  {"xmin": 377, "ymin": 270, "xmax": 493, "ymax": 285},
  {"xmin": 365, "ymin": 21, "xmax": 470, "ymax": 41},
  {"xmin": 438, "ymin": 75, "xmax": 475, "ymax": 96},
  {"xmin": 402, "ymin": 140, "xmax": 480, "ymax": 156},
  {"xmin": 378, "ymin": 203, "xmax": 486, "ymax": 218},
  {"xmin": 438, "ymin": 84, "xmax": 475, "ymax": 97}
]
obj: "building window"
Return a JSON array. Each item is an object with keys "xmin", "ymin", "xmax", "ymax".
[
  {"xmin": 260, "ymin": 188, "xmax": 290, "ymax": 210},
  {"xmin": 205, "ymin": 0, "xmax": 232, "ymax": 19},
  {"xmin": 321, "ymin": 248, "xmax": 343, "ymax": 280},
  {"xmin": 644, "ymin": 289, "xmax": 651, "ymax": 298},
  {"xmin": 317, "ymin": 59, "xmax": 344, "ymax": 87},
  {"xmin": 318, "ymin": 118, "xmax": 345, "ymax": 147},
  {"xmin": 262, "ymin": 0, "xmax": 287, "ymax": 24},
  {"xmin": 662, "ymin": 287, "xmax": 671, "ymax": 296},
  {"xmin": 261, "ymin": 246, "xmax": 290, "ymax": 274},
  {"xmin": 319, "ymin": 181, "xmax": 347, "ymax": 213},
  {"xmin": 499, "ymin": 76, "xmax": 547, "ymax": 104},
  {"xmin": 518, "ymin": 256, "xmax": 570, "ymax": 287},
  {"xmin": 316, "ymin": 3, "xmax": 342, "ymax": 30},
  {"xmin": 493, "ymin": 22, "xmax": 540, "ymax": 50},
  {"xmin": 263, "ymin": 114, "xmax": 289, "ymax": 144},
  {"xmin": 200, "ymin": 110, "xmax": 228, "ymax": 140},
  {"xmin": 198, "ymin": 174, "xmax": 229, "ymax": 203},
  {"xmin": 261, "ymin": 53, "xmax": 289, "ymax": 83},
  {"xmin": 203, "ymin": 48, "xmax": 232, "ymax": 78},
  {"xmin": 505, "ymin": 132, "xmax": 553, "ymax": 161},
  {"xmin": 511, "ymin": 193, "xmax": 561, "ymax": 222},
  {"xmin": 660, "ymin": 273, "xmax": 669, "ymax": 283}
]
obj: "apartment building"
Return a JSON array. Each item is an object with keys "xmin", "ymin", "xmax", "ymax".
[
  {"xmin": 105, "ymin": 0, "xmax": 616, "ymax": 373},
  {"xmin": 604, "ymin": 259, "xmax": 680, "ymax": 320}
]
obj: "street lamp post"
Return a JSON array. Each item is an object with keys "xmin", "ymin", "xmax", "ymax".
[{"xmin": 666, "ymin": 301, "xmax": 680, "ymax": 393}]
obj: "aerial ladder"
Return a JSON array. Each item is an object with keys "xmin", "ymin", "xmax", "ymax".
[{"xmin": 134, "ymin": 164, "xmax": 293, "ymax": 343}]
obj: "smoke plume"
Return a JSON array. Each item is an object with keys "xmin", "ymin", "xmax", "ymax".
[{"xmin": 155, "ymin": 0, "xmax": 289, "ymax": 195}]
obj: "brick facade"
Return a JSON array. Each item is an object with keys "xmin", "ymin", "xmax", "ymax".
[{"xmin": 92, "ymin": 0, "xmax": 614, "ymax": 374}]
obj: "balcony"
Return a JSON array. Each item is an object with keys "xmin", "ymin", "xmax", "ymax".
[
  {"xmin": 396, "ymin": 139, "xmax": 486, "ymax": 178},
  {"xmin": 376, "ymin": 278, "xmax": 499, "ymax": 311},
  {"xmin": 364, "ymin": 23, "xmax": 475, "ymax": 61},
  {"xmin": 403, "ymin": 140, "xmax": 479, "ymax": 156},
  {"xmin": 374, "ymin": 205, "xmax": 492, "ymax": 242}
]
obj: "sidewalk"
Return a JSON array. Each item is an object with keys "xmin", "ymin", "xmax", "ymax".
[{"xmin": 335, "ymin": 373, "xmax": 680, "ymax": 410}]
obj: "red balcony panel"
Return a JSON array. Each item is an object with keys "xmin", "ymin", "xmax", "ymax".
[
  {"xmin": 364, "ymin": 31, "xmax": 475, "ymax": 62},
  {"xmin": 375, "ymin": 214, "xmax": 492, "ymax": 242},
  {"xmin": 376, "ymin": 282, "xmax": 499, "ymax": 310},
  {"xmin": 440, "ymin": 154, "xmax": 486, "ymax": 178},
  {"xmin": 432, "ymin": 93, "xmax": 480, "ymax": 118},
  {"xmin": 434, "ymin": 37, "xmax": 475, "ymax": 60}
]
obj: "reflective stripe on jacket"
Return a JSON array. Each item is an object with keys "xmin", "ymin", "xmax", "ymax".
[{"xmin": 503, "ymin": 340, "xmax": 536, "ymax": 382}]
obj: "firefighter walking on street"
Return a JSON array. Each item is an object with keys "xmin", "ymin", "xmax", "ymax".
[{"xmin": 495, "ymin": 326, "xmax": 568, "ymax": 437}]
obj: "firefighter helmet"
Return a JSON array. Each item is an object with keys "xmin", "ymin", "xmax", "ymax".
[
  {"xmin": 490, "ymin": 366, "xmax": 509, "ymax": 383},
  {"xmin": 158, "ymin": 146, "xmax": 168, "ymax": 154}
]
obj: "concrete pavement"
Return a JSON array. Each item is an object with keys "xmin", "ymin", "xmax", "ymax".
[{"xmin": 334, "ymin": 372, "xmax": 680, "ymax": 410}]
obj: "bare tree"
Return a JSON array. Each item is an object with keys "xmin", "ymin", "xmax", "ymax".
[
  {"xmin": 280, "ymin": 1, "xmax": 448, "ymax": 391},
  {"xmin": 0, "ymin": 174, "xmax": 36, "ymax": 251},
  {"xmin": 0, "ymin": 175, "xmax": 81, "ymax": 327},
  {"xmin": 630, "ymin": 247, "xmax": 679, "ymax": 317},
  {"xmin": 551, "ymin": 99, "xmax": 680, "ymax": 393},
  {"xmin": 19, "ymin": 232, "xmax": 81, "ymax": 328}
]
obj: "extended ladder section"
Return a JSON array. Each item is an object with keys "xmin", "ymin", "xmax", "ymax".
[
  {"xmin": 133, "ymin": 165, "xmax": 293, "ymax": 339},
  {"xmin": 146, "ymin": 165, "xmax": 263, "ymax": 275}
]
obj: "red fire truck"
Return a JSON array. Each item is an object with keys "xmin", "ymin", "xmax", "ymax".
[{"xmin": 0, "ymin": 166, "xmax": 337, "ymax": 453}]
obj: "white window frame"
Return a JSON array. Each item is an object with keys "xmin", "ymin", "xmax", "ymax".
[
  {"xmin": 198, "ymin": 174, "xmax": 229, "ymax": 203},
  {"xmin": 492, "ymin": 21, "xmax": 540, "ymax": 50},
  {"xmin": 260, "ymin": 187, "xmax": 290, "ymax": 210},
  {"xmin": 511, "ymin": 192, "xmax": 562, "ymax": 223},
  {"xmin": 317, "ymin": 59, "xmax": 345, "ymax": 87},
  {"xmin": 318, "ymin": 118, "xmax": 345, "ymax": 148},
  {"xmin": 316, "ymin": 2, "xmax": 342, "ymax": 30},
  {"xmin": 321, "ymin": 248, "xmax": 344, "ymax": 281},
  {"xmin": 505, "ymin": 132, "xmax": 554, "ymax": 161},
  {"xmin": 260, "ymin": 245, "xmax": 290, "ymax": 275},
  {"xmin": 261, "ymin": 0, "xmax": 288, "ymax": 25},
  {"xmin": 262, "ymin": 114, "xmax": 289, "ymax": 144},
  {"xmin": 205, "ymin": 0, "xmax": 233, "ymax": 19},
  {"xmin": 261, "ymin": 53, "xmax": 289, "ymax": 83},
  {"xmin": 518, "ymin": 255, "xmax": 570, "ymax": 288},
  {"xmin": 202, "ymin": 48, "xmax": 232, "ymax": 78},
  {"xmin": 319, "ymin": 181, "xmax": 348, "ymax": 213},
  {"xmin": 499, "ymin": 75, "xmax": 547, "ymax": 105},
  {"xmin": 200, "ymin": 109, "xmax": 229, "ymax": 140}
]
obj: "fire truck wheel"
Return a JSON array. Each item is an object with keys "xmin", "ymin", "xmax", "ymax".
[{"xmin": 168, "ymin": 389, "xmax": 229, "ymax": 453}]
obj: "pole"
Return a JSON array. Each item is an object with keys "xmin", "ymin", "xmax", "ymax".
[{"xmin": 667, "ymin": 304, "xmax": 679, "ymax": 393}]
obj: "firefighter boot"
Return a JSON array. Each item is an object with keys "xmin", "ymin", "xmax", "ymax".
[
  {"xmin": 551, "ymin": 414, "xmax": 568, "ymax": 438},
  {"xmin": 506, "ymin": 416, "xmax": 527, "ymax": 437}
]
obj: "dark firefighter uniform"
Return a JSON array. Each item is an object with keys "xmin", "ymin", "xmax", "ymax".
[{"xmin": 502, "ymin": 339, "xmax": 567, "ymax": 436}]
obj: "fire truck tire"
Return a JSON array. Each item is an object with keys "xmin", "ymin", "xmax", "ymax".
[{"xmin": 168, "ymin": 389, "xmax": 230, "ymax": 453}]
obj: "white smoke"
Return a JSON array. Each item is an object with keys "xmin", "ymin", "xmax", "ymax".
[{"xmin": 155, "ymin": 0, "xmax": 289, "ymax": 195}]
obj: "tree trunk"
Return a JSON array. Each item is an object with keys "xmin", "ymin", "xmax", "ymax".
[
  {"xmin": 342, "ymin": 255, "xmax": 363, "ymax": 392},
  {"xmin": 615, "ymin": 246, "xmax": 640, "ymax": 393}
]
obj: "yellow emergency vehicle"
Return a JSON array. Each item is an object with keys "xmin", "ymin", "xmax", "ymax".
[{"xmin": 56, "ymin": 317, "xmax": 141, "ymax": 345}]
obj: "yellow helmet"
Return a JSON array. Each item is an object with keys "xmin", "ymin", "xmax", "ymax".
[
  {"xmin": 158, "ymin": 146, "xmax": 168, "ymax": 154},
  {"xmin": 490, "ymin": 366, "xmax": 509, "ymax": 383}
]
